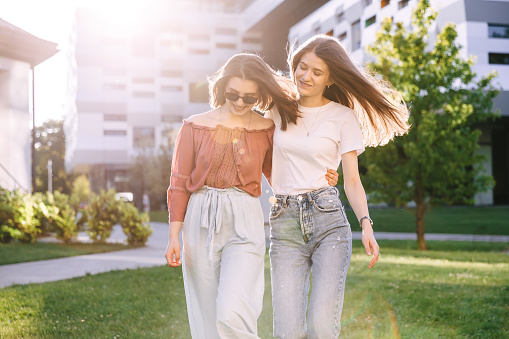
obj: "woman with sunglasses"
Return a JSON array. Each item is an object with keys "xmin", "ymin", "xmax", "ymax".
[
  {"xmin": 267, "ymin": 35, "xmax": 410, "ymax": 338},
  {"xmin": 165, "ymin": 53, "xmax": 337, "ymax": 338}
]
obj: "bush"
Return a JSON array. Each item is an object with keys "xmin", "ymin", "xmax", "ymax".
[
  {"xmin": 86, "ymin": 189, "xmax": 123, "ymax": 243},
  {"xmin": 0, "ymin": 189, "xmax": 40, "ymax": 243},
  {"xmin": 70, "ymin": 175, "xmax": 90, "ymax": 230},
  {"xmin": 119, "ymin": 202, "xmax": 153, "ymax": 245}
]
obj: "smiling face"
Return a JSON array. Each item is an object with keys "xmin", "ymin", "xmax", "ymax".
[
  {"xmin": 224, "ymin": 77, "xmax": 259, "ymax": 116},
  {"xmin": 294, "ymin": 51, "xmax": 332, "ymax": 100}
]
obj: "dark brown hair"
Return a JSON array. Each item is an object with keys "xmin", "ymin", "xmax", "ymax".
[
  {"xmin": 289, "ymin": 35, "xmax": 410, "ymax": 146},
  {"xmin": 210, "ymin": 53, "xmax": 299, "ymax": 130}
]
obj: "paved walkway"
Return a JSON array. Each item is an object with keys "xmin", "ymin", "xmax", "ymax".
[{"xmin": 1, "ymin": 222, "xmax": 508, "ymax": 288}]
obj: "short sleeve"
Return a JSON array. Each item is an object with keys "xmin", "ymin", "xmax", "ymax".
[
  {"xmin": 167, "ymin": 122, "xmax": 195, "ymax": 222},
  {"xmin": 339, "ymin": 110, "xmax": 365, "ymax": 156}
]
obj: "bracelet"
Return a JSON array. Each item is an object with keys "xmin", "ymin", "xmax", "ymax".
[{"xmin": 359, "ymin": 216, "xmax": 373, "ymax": 228}]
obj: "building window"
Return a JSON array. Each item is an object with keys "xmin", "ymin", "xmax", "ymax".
[
  {"xmin": 133, "ymin": 127, "xmax": 155, "ymax": 148},
  {"xmin": 104, "ymin": 114, "xmax": 127, "ymax": 121},
  {"xmin": 161, "ymin": 85, "xmax": 183, "ymax": 92},
  {"xmin": 189, "ymin": 34, "xmax": 209, "ymax": 41},
  {"xmin": 488, "ymin": 24, "xmax": 509, "ymax": 39},
  {"xmin": 189, "ymin": 49, "xmax": 209, "ymax": 55},
  {"xmin": 132, "ymin": 36, "xmax": 154, "ymax": 57},
  {"xmin": 216, "ymin": 28, "xmax": 236, "ymax": 35},
  {"xmin": 352, "ymin": 20, "xmax": 361, "ymax": 51},
  {"xmin": 364, "ymin": 0, "xmax": 373, "ymax": 6},
  {"xmin": 161, "ymin": 70, "xmax": 183, "ymax": 77},
  {"xmin": 489, "ymin": 53, "xmax": 509, "ymax": 65},
  {"xmin": 189, "ymin": 82, "xmax": 209, "ymax": 103},
  {"xmin": 216, "ymin": 43, "xmax": 237, "ymax": 49},
  {"xmin": 133, "ymin": 92, "xmax": 155, "ymax": 97},
  {"xmin": 398, "ymin": 0, "xmax": 409, "ymax": 9},
  {"xmin": 133, "ymin": 78, "xmax": 154, "ymax": 84},
  {"xmin": 381, "ymin": 0, "xmax": 390, "ymax": 8},
  {"xmin": 366, "ymin": 15, "xmax": 376, "ymax": 27},
  {"xmin": 103, "ymin": 83, "xmax": 126, "ymax": 90},
  {"xmin": 326, "ymin": 30, "xmax": 333, "ymax": 37},
  {"xmin": 338, "ymin": 32, "xmax": 347, "ymax": 42},
  {"xmin": 160, "ymin": 39, "xmax": 183, "ymax": 49},
  {"xmin": 104, "ymin": 130, "xmax": 127, "ymax": 136},
  {"xmin": 336, "ymin": 10, "xmax": 345, "ymax": 23}
]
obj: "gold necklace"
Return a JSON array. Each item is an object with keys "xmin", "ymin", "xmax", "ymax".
[{"xmin": 301, "ymin": 99, "xmax": 324, "ymax": 136}]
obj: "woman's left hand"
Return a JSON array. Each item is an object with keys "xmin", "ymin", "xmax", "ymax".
[
  {"xmin": 361, "ymin": 225, "xmax": 380, "ymax": 269},
  {"xmin": 325, "ymin": 168, "xmax": 339, "ymax": 186}
]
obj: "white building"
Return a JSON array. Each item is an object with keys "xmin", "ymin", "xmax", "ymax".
[
  {"xmin": 245, "ymin": 0, "xmax": 509, "ymax": 205},
  {"xmin": 0, "ymin": 19, "xmax": 57, "ymax": 192},
  {"xmin": 67, "ymin": 0, "xmax": 263, "ymax": 194}
]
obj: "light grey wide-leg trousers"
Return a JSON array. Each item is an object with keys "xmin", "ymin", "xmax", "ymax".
[{"xmin": 182, "ymin": 186, "xmax": 266, "ymax": 339}]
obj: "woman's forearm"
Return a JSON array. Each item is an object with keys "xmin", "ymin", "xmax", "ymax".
[
  {"xmin": 344, "ymin": 180, "xmax": 371, "ymax": 229},
  {"xmin": 169, "ymin": 221, "xmax": 183, "ymax": 240}
]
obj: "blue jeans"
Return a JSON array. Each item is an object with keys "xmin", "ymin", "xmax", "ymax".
[{"xmin": 269, "ymin": 186, "xmax": 352, "ymax": 339}]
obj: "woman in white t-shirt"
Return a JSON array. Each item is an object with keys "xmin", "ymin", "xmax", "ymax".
[{"xmin": 267, "ymin": 34, "xmax": 410, "ymax": 338}]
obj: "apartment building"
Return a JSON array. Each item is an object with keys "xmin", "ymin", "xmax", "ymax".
[
  {"xmin": 67, "ymin": 0, "xmax": 262, "ymax": 192},
  {"xmin": 0, "ymin": 19, "xmax": 57, "ymax": 192},
  {"xmin": 246, "ymin": 0, "xmax": 509, "ymax": 205}
]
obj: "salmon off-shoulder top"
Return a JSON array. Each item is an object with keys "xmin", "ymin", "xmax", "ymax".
[{"xmin": 167, "ymin": 120, "xmax": 275, "ymax": 222}]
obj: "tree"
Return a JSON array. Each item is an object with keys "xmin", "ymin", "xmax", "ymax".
[
  {"xmin": 34, "ymin": 120, "xmax": 73, "ymax": 194},
  {"xmin": 363, "ymin": 0, "xmax": 499, "ymax": 250},
  {"xmin": 128, "ymin": 135, "xmax": 174, "ymax": 211}
]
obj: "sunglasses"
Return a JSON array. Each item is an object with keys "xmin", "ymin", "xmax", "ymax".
[{"xmin": 225, "ymin": 92, "xmax": 258, "ymax": 105}]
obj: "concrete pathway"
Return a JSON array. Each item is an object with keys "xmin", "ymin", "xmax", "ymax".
[
  {"xmin": 0, "ymin": 223, "xmax": 168, "ymax": 288},
  {"xmin": 1, "ymin": 222, "xmax": 507, "ymax": 288}
]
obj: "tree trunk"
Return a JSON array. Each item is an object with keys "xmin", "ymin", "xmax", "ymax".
[
  {"xmin": 415, "ymin": 176, "xmax": 427, "ymax": 251},
  {"xmin": 416, "ymin": 201, "xmax": 427, "ymax": 250}
]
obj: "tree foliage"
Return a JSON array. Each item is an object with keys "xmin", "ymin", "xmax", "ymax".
[
  {"xmin": 363, "ymin": 0, "xmax": 499, "ymax": 250},
  {"xmin": 34, "ymin": 120, "xmax": 73, "ymax": 194},
  {"xmin": 128, "ymin": 136, "xmax": 174, "ymax": 211}
]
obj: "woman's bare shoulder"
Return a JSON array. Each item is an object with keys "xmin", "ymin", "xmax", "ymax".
[
  {"xmin": 250, "ymin": 111, "xmax": 275, "ymax": 130},
  {"xmin": 186, "ymin": 110, "xmax": 220, "ymax": 127}
]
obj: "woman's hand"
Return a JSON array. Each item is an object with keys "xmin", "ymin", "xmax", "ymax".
[
  {"xmin": 361, "ymin": 223, "xmax": 379, "ymax": 269},
  {"xmin": 325, "ymin": 168, "xmax": 339, "ymax": 186},
  {"xmin": 165, "ymin": 221, "xmax": 183, "ymax": 267},
  {"xmin": 165, "ymin": 237, "xmax": 182, "ymax": 267}
]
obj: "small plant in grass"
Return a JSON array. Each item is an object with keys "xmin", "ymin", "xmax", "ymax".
[
  {"xmin": 119, "ymin": 202, "xmax": 153, "ymax": 245},
  {"xmin": 86, "ymin": 189, "xmax": 123, "ymax": 243}
]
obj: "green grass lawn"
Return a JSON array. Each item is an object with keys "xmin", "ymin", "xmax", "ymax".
[
  {"xmin": 1, "ymin": 240, "xmax": 508, "ymax": 338},
  {"xmin": 151, "ymin": 206, "xmax": 509, "ymax": 235},
  {"xmin": 0, "ymin": 243, "xmax": 138, "ymax": 266}
]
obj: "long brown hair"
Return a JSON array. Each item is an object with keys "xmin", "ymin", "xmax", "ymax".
[
  {"xmin": 289, "ymin": 35, "xmax": 410, "ymax": 146},
  {"xmin": 210, "ymin": 53, "xmax": 299, "ymax": 130}
]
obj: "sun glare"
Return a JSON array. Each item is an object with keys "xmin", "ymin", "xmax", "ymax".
[{"xmin": 78, "ymin": 0, "xmax": 149, "ymax": 36}]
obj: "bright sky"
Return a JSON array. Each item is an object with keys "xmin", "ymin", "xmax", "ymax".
[{"xmin": 0, "ymin": 0, "xmax": 139, "ymax": 126}]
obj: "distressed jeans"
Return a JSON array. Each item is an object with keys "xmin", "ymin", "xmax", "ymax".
[{"xmin": 269, "ymin": 186, "xmax": 352, "ymax": 339}]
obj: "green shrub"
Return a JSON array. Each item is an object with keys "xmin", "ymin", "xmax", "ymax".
[
  {"xmin": 49, "ymin": 191, "xmax": 78, "ymax": 243},
  {"xmin": 32, "ymin": 192, "xmax": 55, "ymax": 236},
  {"xmin": 119, "ymin": 202, "xmax": 153, "ymax": 245},
  {"xmin": 0, "ymin": 189, "xmax": 41, "ymax": 243},
  {"xmin": 86, "ymin": 189, "xmax": 123, "ymax": 243},
  {"xmin": 0, "ymin": 188, "xmax": 18, "ymax": 243},
  {"xmin": 70, "ymin": 175, "xmax": 90, "ymax": 230}
]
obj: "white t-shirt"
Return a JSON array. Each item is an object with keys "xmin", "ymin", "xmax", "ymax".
[{"xmin": 267, "ymin": 101, "xmax": 364, "ymax": 195}]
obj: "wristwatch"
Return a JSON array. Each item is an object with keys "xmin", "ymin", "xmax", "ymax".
[{"xmin": 359, "ymin": 216, "xmax": 373, "ymax": 228}]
